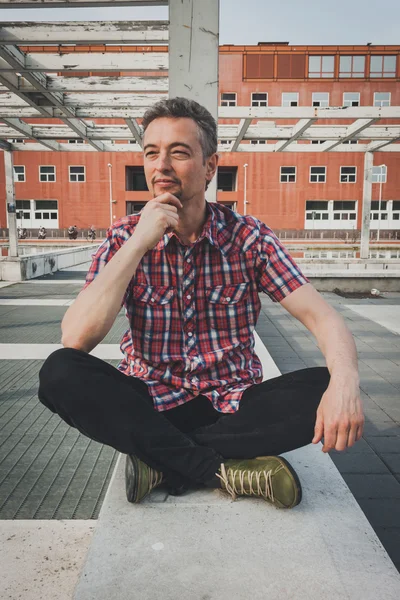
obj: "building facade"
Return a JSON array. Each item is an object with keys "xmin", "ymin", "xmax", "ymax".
[{"xmin": 1, "ymin": 42, "xmax": 399, "ymax": 233}]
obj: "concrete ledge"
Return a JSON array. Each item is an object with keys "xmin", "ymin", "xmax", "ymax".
[
  {"xmin": 0, "ymin": 245, "xmax": 99, "ymax": 281},
  {"xmin": 74, "ymin": 334, "xmax": 400, "ymax": 599},
  {"xmin": 309, "ymin": 276, "xmax": 400, "ymax": 293}
]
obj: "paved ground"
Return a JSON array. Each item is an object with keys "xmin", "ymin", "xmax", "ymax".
[{"xmin": 0, "ymin": 264, "xmax": 399, "ymax": 575}]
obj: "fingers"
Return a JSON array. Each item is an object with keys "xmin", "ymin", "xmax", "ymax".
[
  {"xmin": 322, "ymin": 427, "xmax": 337, "ymax": 453},
  {"xmin": 154, "ymin": 193, "xmax": 183, "ymax": 210},
  {"xmin": 312, "ymin": 416, "xmax": 324, "ymax": 444}
]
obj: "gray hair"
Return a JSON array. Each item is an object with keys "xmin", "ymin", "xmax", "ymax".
[{"xmin": 141, "ymin": 97, "xmax": 218, "ymax": 163}]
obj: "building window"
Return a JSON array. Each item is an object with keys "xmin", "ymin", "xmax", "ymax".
[
  {"xmin": 311, "ymin": 140, "xmax": 327, "ymax": 144},
  {"xmin": 372, "ymin": 165, "xmax": 387, "ymax": 183},
  {"xmin": 250, "ymin": 139, "xmax": 266, "ymax": 144},
  {"xmin": 125, "ymin": 166, "xmax": 148, "ymax": 191},
  {"xmin": 280, "ymin": 166, "xmax": 296, "ymax": 183},
  {"xmin": 282, "ymin": 93, "xmax": 299, "ymax": 107},
  {"xmin": 13, "ymin": 166, "xmax": 25, "ymax": 182},
  {"xmin": 333, "ymin": 201, "xmax": 357, "ymax": 222},
  {"xmin": 217, "ymin": 167, "xmax": 237, "ymax": 191},
  {"xmin": 34, "ymin": 200, "xmax": 58, "ymax": 221},
  {"xmin": 310, "ymin": 166, "xmax": 326, "ymax": 183},
  {"xmin": 305, "ymin": 200, "xmax": 329, "ymax": 222},
  {"xmin": 68, "ymin": 138, "xmax": 84, "ymax": 144},
  {"xmin": 343, "ymin": 140, "xmax": 358, "ymax": 144},
  {"xmin": 340, "ymin": 166, "xmax": 356, "ymax": 183},
  {"xmin": 308, "ymin": 55, "xmax": 334, "ymax": 78},
  {"xmin": 370, "ymin": 55, "xmax": 396, "ymax": 78},
  {"xmin": 126, "ymin": 201, "xmax": 146, "ymax": 214},
  {"xmin": 16, "ymin": 200, "xmax": 31, "ymax": 221},
  {"xmin": 251, "ymin": 92, "xmax": 268, "ymax": 107},
  {"xmin": 69, "ymin": 166, "xmax": 85, "ymax": 182},
  {"xmin": 39, "ymin": 166, "xmax": 56, "ymax": 182},
  {"xmin": 343, "ymin": 92, "xmax": 360, "ymax": 107},
  {"xmin": 220, "ymin": 139, "xmax": 234, "ymax": 145},
  {"xmin": 10, "ymin": 138, "xmax": 25, "ymax": 144},
  {"xmin": 312, "ymin": 92, "xmax": 329, "ymax": 107},
  {"xmin": 339, "ymin": 56, "xmax": 365, "ymax": 78},
  {"xmin": 221, "ymin": 93, "xmax": 237, "ymax": 107},
  {"xmin": 374, "ymin": 92, "xmax": 391, "ymax": 107}
]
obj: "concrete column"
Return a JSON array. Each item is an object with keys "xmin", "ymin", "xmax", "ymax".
[
  {"xmin": 169, "ymin": 0, "xmax": 219, "ymax": 202},
  {"xmin": 4, "ymin": 150, "xmax": 18, "ymax": 257},
  {"xmin": 360, "ymin": 151, "xmax": 373, "ymax": 259}
]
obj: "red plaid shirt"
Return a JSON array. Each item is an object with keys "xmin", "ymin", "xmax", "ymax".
[{"xmin": 83, "ymin": 202, "xmax": 309, "ymax": 413}]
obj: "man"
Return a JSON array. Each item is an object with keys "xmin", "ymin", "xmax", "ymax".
[{"xmin": 38, "ymin": 97, "xmax": 364, "ymax": 509}]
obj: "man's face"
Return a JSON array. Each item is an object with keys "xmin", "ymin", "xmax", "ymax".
[{"xmin": 143, "ymin": 117, "xmax": 216, "ymax": 202}]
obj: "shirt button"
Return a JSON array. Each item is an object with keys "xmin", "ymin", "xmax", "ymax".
[
  {"xmin": 188, "ymin": 332, "xmax": 193, "ymax": 337},
  {"xmin": 151, "ymin": 298, "xmax": 155, "ymax": 302},
  {"xmin": 186, "ymin": 295, "xmax": 191, "ymax": 300},
  {"xmin": 225, "ymin": 297, "xmax": 231, "ymax": 302},
  {"xmin": 186, "ymin": 258, "xmax": 191, "ymax": 263}
]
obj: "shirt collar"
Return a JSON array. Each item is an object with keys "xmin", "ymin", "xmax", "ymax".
[{"xmin": 154, "ymin": 200, "xmax": 219, "ymax": 251}]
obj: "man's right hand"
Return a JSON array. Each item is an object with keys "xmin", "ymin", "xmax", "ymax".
[{"xmin": 132, "ymin": 193, "xmax": 183, "ymax": 252}]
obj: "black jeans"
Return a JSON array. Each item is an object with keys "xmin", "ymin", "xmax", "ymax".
[{"xmin": 38, "ymin": 348, "xmax": 330, "ymax": 488}]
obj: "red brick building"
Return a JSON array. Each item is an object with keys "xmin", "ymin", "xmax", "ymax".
[{"xmin": 1, "ymin": 43, "xmax": 399, "ymax": 233}]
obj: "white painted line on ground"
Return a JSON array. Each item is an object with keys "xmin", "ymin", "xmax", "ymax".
[
  {"xmin": 0, "ymin": 334, "xmax": 280, "ymax": 381},
  {"xmin": 16, "ymin": 280, "xmax": 85, "ymax": 284},
  {"xmin": 345, "ymin": 304, "xmax": 400, "ymax": 336},
  {"xmin": 0, "ymin": 299, "xmax": 74, "ymax": 306},
  {"xmin": 0, "ymin": 344, "xmax": 124, "ymax": 359},
  {"xmin": 0, "ymin": 282, "xmax": 16, "ymax": 289}
]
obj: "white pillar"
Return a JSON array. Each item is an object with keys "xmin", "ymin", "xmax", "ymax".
[
  {"xmin": 4, "ymin": 150, "xmax": 18, "ymax": 257},
  {"xmin": 360, "ymin": 151, "xmax": 373, "ymax": 259},
  {"xmin": 169, "ymin": 0, "xmax": 219, "ymax": 202}
]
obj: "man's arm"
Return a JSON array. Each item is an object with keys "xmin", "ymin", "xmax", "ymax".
[{"xmin": 280, "ymin": 283, "xmax": 365, "ymax": 453}]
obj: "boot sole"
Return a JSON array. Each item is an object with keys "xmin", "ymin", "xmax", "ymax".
[
  {"xmin": 125, "ymin": 454, "xmax": 140, "ymax": 503},
  {"xmin": 256, "ymin": 455, "xmax": 302, "ymax": 509}
]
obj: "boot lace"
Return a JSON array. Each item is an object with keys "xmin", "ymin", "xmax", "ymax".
[{"xmin": 216, "ymin": 463, "xmax": 284, "ymax": 501}]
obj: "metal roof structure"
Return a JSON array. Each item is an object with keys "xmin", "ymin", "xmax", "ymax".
[{"xmin": 0, "ymin": 0, "xmax": 399, "ymax": 261}]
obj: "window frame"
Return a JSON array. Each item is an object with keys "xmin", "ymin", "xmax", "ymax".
[
  {"xmin": 343, "ymin": 92, "xmax": 360, "ymax": 107},
  {"xmin": 340, "ymin": 166, "xmax": 357, "ymax": 183},
  {"xmin": 251, "ymin": 92, "xmax": 268, "ymax": 107},
  {"xmin": 309, "ymin": 166, "xmax": 327, "ymax": 183},
  {"xmin": 13, "ymin": 165, "xmax": 26, "ymax": 182},
  {"xmin": 374, "ymin": 92, "xmax": 391, "ymax": 107},
  {"xmin": 39, "ymin": 165, "xmax": 56, "ymax": 183},
  {"xmin": 312, "ymin": 92, "xmax": 329, "ymax": 107},
  {"xmin": 339, "ymin": 55, "xmax": 366, "ymax": 78},
  {"xmin": 372, "ymin": 165, "xmax": 387, "ymax": 184},
  {"xmin": 282, "ymin": 92, "xmax": 299, "ymax": 107},
  {"xmin": 69, "ymin": 165, "xmax": 86, "ymax": 183},
  {"xmin": 221, "ymin": 92, "xmax": 237, "ymax": 107},
  {"xmin": 280, "ymin": 166, "xmax": 296, "ymax": 183},
  {"xmin": 370, "ymin": 55, "xmax": 397, "ymax": 78},
  {"xmin": 308, "ymin": 55, "xmax": 335, "ymax": 78}
]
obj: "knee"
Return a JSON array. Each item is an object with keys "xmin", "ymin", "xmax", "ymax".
[{"xmin": 39, "ymin": 347, "xmax": 86, "ymax": 394}]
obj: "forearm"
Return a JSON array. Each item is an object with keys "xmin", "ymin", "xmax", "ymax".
[
  {"xmin": 312, "ymin": 307, "xmax": 359, "ymax": 380},
  {"xmin": 61, "ymin": 233, "xmax": 146, "ymax": 352}
]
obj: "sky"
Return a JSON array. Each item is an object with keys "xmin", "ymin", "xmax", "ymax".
[{"xmin": 0, "ymin": 0, "xmax": 399, "ymax": 46}]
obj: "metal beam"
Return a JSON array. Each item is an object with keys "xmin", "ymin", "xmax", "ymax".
[
  {"xmin": 0, "ymin": 137, "xmax": 11, "ymax": 150},
  {"xmin": 2, "ymin": 117, "xmax": 61, "ymax": 150},
  {"xmin": 273, "ymin": 118, "xmax": 316, "ymax": 151},
  {"xmin": 231, "ymin": 119, "xmax": 252, "ymax": 152},
  {"xmin": 360, "ymin": 152, "xmax": 373, "ymax": 260},
  {"xmin": 219, "ymin": 107, "xmax": 400, "ymax": 119},
  {"xmin": 0, "ymin": 0, "xmax": 168, "ymax": 6},
  {"xmin": 0, "ymin": 52, "xmax": 168, "ymax": 73},
  {"xmin": 320, "ymin": 119, "xmax": 377, "ymax": 152},
  {"xmin": 125, "ymin": 118, "xmax": 143, "ymax": 147},
  {"xmin": 0, "ymin": 21, "xmax": 169, "ymax": 45},
  {"xmin": 367, "ymin": 137, "xmax": 400, "ymax": 152},
  {"xmin": 15, "ymin": 75, "xmax": 169, "ymax": 93}
]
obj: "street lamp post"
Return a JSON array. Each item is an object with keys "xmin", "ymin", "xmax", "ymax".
[
  {"xmin": 107, "ymin": 163, "xmax": 113, "ymax": 227},
  {"xmin": 243, "ymin": 163, "xmax": 248, "ymax": 215}
]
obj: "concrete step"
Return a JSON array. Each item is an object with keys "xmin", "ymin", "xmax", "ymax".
[{"xmin": 74, "ymin": 334, "xmax": 400, "ymax": 600}]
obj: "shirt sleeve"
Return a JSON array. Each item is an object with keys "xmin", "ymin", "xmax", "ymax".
[
  {"xmin": 255, "ymin": 221, "xmax": 310, "ymax": 302},
  {"xmin": 81, "ymin": 226, "xmax": 132, "ymax": 306}
]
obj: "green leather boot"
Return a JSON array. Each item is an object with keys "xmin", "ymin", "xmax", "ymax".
[
  {"xmin": 216, "ymin": 456, "xmax": 302, "ymax": 509},
  {"xmin": 125, "ymin": 454, "xmax": 164, "ymax": 503}
]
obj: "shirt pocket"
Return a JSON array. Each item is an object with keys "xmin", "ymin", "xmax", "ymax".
[
  {"xmin": 205, "ymin": 282, "xmax": 250, "ymax": 335},
  {"xmin": 130, "ymin": 284, "xmax": 176, "ymax": 360}
]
